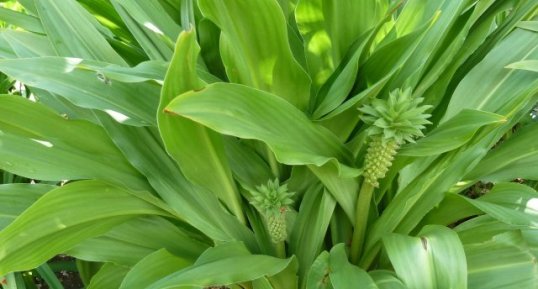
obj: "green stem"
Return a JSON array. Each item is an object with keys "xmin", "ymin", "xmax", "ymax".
[
  {"xmin": 265, "ymin": 146, "xmax": 280, "ymax": 177},
  {"xmin": 275, "ymin": 241, "xmax": 286, "ymax": 258},
  {"xmin": 350, "ymin": 181, "xmax": 375, "ymax": 265}
]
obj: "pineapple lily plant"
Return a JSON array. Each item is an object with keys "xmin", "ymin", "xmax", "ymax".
[{"xmin": 0, "ymin": 0, "xmax": 537, "ymax": 288}]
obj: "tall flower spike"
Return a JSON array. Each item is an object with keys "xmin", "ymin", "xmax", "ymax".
[
  {"xmin": 250, "ymin": 179, "xmax": 295, "ymax": 243},
  {"xmin": 358, "ymin": 88, "xmax": 432, "ymax": 187}
]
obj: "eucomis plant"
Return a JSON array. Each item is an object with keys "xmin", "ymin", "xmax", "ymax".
[{"xmin": 0, "ymin": 0, "xmax": 537, "ymax": 288}]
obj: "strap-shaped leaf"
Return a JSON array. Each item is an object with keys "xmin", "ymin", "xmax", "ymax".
[
  {"xmin": 198, "ymin": 0, "xmax": 311, "ymax": 110},
  {"xmin": 383, "ymin": 225, "xmax": 467, "ymax": 289},
  {"xmin": 67, "ymin": 216, "xmax": 209, "ymax": 266},
  {"xmin": 465, "ymin": 123, "xmax": 538, "ymax": 182},
  {"xmin": 0, "ymin": 184, "xmax": 54, "ymax": 230},
  {"xmin": 399, "ymin": 109, "xmax": 506, "ymax": 157},
  {"xmin": 119, "ymin": 249, "xmax": 192, "ymax": 289},
  {"xmin": 0, "ymin": 57, "xmax": 159, "ymax": 126},
  {"xmin": 35, "ymin": 0, "xmax": 126, "ymax": 65},
  {"xmin": 0, "ymin": 95, "xmax": 148, "ymax": 190},
  {"xmin": 158, "ymin": 30, "xmax": 244, "ymax": 222},
  {"xmin": 462, "ymin": 183, "xmax": 538, "ymax": 228},
  {"xmin": 147, "ymin": 254, "xmax": 295, "ymax": 288},
  {"xmin": 0, "ymin": 180, "xmax": 173, "ymax": 275},
  {"xmin": 165, "ymin": 82, "xmax": 353, "ymax": 170}
]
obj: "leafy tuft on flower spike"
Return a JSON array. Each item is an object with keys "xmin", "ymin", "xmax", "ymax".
[
  {"xmin": 359, "ymin": 88, "xmax": 432, "ymax": 187},
  {"xmin": 359, "ymin": 88, "xmax": 432, "ymax": 144},
  {"xmin": 250, "ymin": 179, "xmax": 294, "ymax": 243}
]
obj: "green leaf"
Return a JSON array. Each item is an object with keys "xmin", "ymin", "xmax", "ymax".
[
  {"xmin": 0, "ymin": 30, "xmax": 55, "ymax": 58},
  {"xmin": 399, "ymin": 109, "xmax": 506, "ymax": 156},
  {"xmin": 289, "ymin": 186, "xmax": 336, "ymax": 279},
  {"xmin": 110, "ymin": 0, "xmax": 173, "ymax": 61},
  {"xmin": 0, "ymin": 95, "xmax": 148, "ymax": 190},
  {"xmin": 93, "ymin": 114, "xmax": 257, "ymax": 250},
  {"xmin": 465, "ymin": 231, "xmax": 538, "ymax": 289},
  {"xmin": 369, "ymin": 271, "xmax": 407, "ymax": 289},
  {"xmin": 119, "ymin": 249, "xmax": 192, "ymax": 289},
  {"xmin": 506, "ymin": 60, "xmax": 538, "ymax": 73},
  {"xmin": 295, "ymin": 0, "xmax": 388, "ymax": 90},
  {"xmin": 86, "ymin": 263, "xmax": 129, "ymax": 289},
  {"xmin": 0, "ymin": 180, "xmax": 173, "ymax": 275},
  {"xmin": 329, "ymin": 244, "xmax": 378, "ymax": 289},
  {"xmin": 308, "ymin": 164, "xmax": 358, "ymax": 222},
  {"xmin": 0, "ymin": 57, "xmax": 160, "ymax": 126},
  {"xmin": 0, "ymin": 184, "xmax": 54, "ymax": 230},
  {"xmin": 158, "ymin": 30, "xmax": 244, "ymax": 223},
  {"xmin": 147, "ymin": 255, "xmax": 295, "ymax": 288},
  {"xmin": 443, "ymin": 28, "xmax": 538, "ymax": 120},
  {"xmin": 462, "ymin": 183, "xmax": 538, "ymax": 228},
  {"xmin": 114, "ymin": 0, "xmax": 181, "ymax": 42},
  {"xmin": 165, "ymin": 82, "xmax": 353, "ymax": 171},
  {"xmin": 465, "ymin": 123, "xmax": 538, "ymax": 182},
  {"xmin": 67, "ymin": 216, "xmax": 208, "ymax": 266},
  {"xmin": 0, "ymin": 7, "xmax": 44, "ymax": 33},
  {"xmin": 35, "ymin": 0, "xmax": 126, "ymax": 65},
  {"xmin": 383, "ymin": 225, "xmax": 467, "ymax": 289},
  {"xmin": 518, "ymin": 21, "xmax": 538, "ymax": 32},
  {"xmin": 305, "ymin": 251, "xmax": 332, "ymax": 289},
  {"xmin": 198, "ymin": 0, "xmax": 311, "ymax": 110}
]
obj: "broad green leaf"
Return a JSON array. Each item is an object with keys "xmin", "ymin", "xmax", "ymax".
[
  {"xmin": 224, "ymin": 138, "xmax": 274, "ymax": 190},
  {"xmin": 465, "ymin": 123, "xmax": 538, "ymax": 182},
  {"xmin": 383, "ymin": 225, "xmax": 467, "ymax": 289},
  {"xmin": 0, "ymin": 57, "xmax": 160, "ymax": 126},
  {"xmin": 506, "ymin": 60, "xmax": 538, "ymax": 73},
  {"xmin": 147, "ymin": 255, "xmax": 295, "ymax": 289},
  {"xmin": 289, "ymin": 186, "xmax": 335, "ymax": 279},
  {"xmin": 0, "ymin": 95, "xmax": 148, "ymax": 190},
  {"xmin": 77, "ymin": 260, "xmax": 103, "ymax": 287},
  {"xmin": 369, "ymin": 271, "xmax": 407, "ymax": 289},
  {"xmin": 462, "ymin": 183, "xmax": 538, "ymax": 228},
  {"xmin": 119, "ymin": 249, "xmax": 192, "ymax": 289},
  {"xmin": 0, "ymin": 30, "xmax": 55, "ymax": 58},
  {"xmin": 311, "ymin": 31, "xmax": 374, "ymax": 119},
  {"xmin": 35, "ymin": 0, "xmax": 126, "ymax": 65},
  {"xmin": 158, "ymin": 30, "xmax": 244, "ymax": 223},
  {"xmin": 198, "ymin": 0, "xmax": 311, "ymax": 110},
  {"xmin": 305, "ymin": 251, "xmax": 332, "ymax": 289},
  {"xmin": 0, "ymin": 184, "xmax": 54, "ymax": 230},
  {"xmin": 86, "ymin": 263, "xmax": 129, "ymax": 289},
  {"xmin": 166, "ymin": 82, "xmax": 353, "ymax": 170},
  {"xmin": 0, "ymin": 7, "xmax": 44, "ymax": 33},
  {"xmin": 110, "ymin": 0, "xmax": 173, "ymax": 61},
  {"xmin": 465, "ymin": 231, "xmax": 538, "ymax": 289},
  {"xmin": 399, "ymin": 109, "xmax": 506, "ymax": 156},
  {"xmin": 308, "ymin": 164, "xmax": 358, "ymax": 222},
  {"xmin": 329, "ymin": 244, "xmax": 378, "ymax": 289},
  {"xmin": 389, "ymin": 0, "xmax": 468, "ymax": 90},
  {"xmin": 443, "ymin": 28, "xmax": 538, "ymax": 120},
  {"xmin": 67, "ymin": 216, "xmax": 208, "ymax": 266},
  {"xmin": 420, "ymin": 193, "xmax": 483, "ymax": 227},
  {"xmin": 456, "ymin": 215, "xmax": 523, "ymax": 246},
  {"xmin": 114, "ymin": 0, "xmax": 181, "ymax": 42},
  {"xmin": 94, "ymin": 113, "xmax": 258, "ymax": 250},
  {"xmin": 0, "ymin": 34, "xmax": 16, "ymax": 59},
  {"xmin": 0, "ymin": 180, "xmax": 173, "ymax": 275},
  {"xmin": 295, "ymin": 0, "xmax": 387, "ymax": 90},
  {"xmin": 518, "ymin": 20, "xmax": 538, "ymax": 32}
]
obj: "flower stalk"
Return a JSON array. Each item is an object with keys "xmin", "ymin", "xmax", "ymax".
[{"xmin": 350, "ymin": 88, "xmax": 431, "ymax": 264}]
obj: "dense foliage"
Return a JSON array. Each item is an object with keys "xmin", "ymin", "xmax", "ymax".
[{"xmin": 0, "ymin": 0, "xmax": 537, "ymax": 288}]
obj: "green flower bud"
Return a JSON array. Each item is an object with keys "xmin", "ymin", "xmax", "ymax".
[
  {"xmin": 359, "ymin": 88, "xmax": 431, "ymax": 186},
  {"xmin": 250, "ymin": 179, "xmax": 294, "ymax": 243}
]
